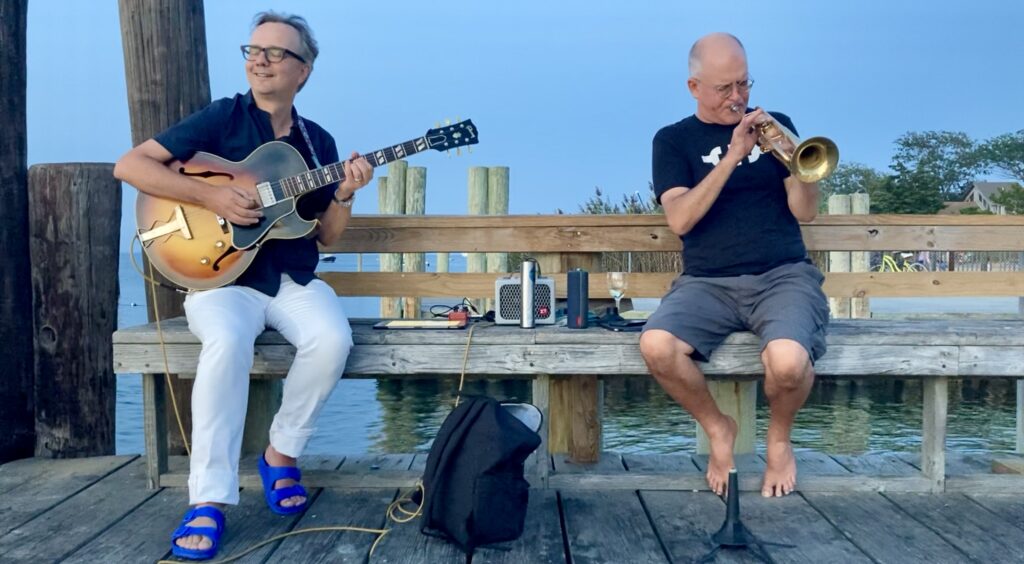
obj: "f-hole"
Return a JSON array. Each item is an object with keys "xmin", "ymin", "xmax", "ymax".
[{"xmin": 180, "ymin": 168, "xmax": 235, "ymax": 180}]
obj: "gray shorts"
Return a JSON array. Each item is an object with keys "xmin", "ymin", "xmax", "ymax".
[{"xmin": 643, "ymin": 260, "xmax": 829, "ymax": 363}]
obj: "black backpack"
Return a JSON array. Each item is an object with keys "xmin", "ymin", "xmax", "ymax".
[{"xmin": 413, "ymin": 395, "xmax": 542, "ymax": 554}]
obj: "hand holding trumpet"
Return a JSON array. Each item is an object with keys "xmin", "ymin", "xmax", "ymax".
[
  {"xmin": 724, "ymin": 106, "xmax": 768, "ymax": 164},
  {"xmin": 727, "ymin": 105, "xmax": 838, "ymax": 182}
]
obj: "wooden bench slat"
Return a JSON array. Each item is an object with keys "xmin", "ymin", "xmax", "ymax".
[
  {"xmin": 113, "ymin": 318, "xmax": 1024, "ymax": 377},
  {"xmin": 113, "ymin": 318, "xmax": 1024, "ymax": 346}
]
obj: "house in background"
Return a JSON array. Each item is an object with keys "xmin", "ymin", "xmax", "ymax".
[{"xmin": 962, "ymin": 181, "xmax": 1014, "ymax": 214}]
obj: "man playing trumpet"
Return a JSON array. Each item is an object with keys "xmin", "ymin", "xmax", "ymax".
[{"xmin": 640, "ymin": 32, "xmax": 830, "ymax": 497}]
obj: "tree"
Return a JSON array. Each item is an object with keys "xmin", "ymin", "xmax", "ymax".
[
  {"xmin": 870, "ymin": 169, "xmax": 945, "ymax": 214},
  {"xmin": 990, "ymin": 182, "xmax": 1024, "ymax": 214},
  {"xmin": 977, "ymin": 130, "xmax": 1024, "ymax": 183},
  {"xmin": 817, "ymin": 162, "xmax": 886, "ymax": 211},
  {"xmin": 891, "ymin": 131, "xmax": 983, "ymax": 199}
]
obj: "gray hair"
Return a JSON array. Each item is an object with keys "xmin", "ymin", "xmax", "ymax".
[
  {"xmin": 688, "ymin": 33, "xmax": 745, "ymax": 76},
  {"xmin": 252, "ymin": 11, "xmax": 319, "ymax": 90}
]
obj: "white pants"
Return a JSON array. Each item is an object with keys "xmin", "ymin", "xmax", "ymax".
[{"xmin": 183, "ymin": 275, "xmax": 352, "ymax": 505}]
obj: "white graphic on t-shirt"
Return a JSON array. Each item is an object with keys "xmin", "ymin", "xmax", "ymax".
[
  {"xmin": 701, "ymin": 144, "xmax": 764, "ymax": 167},
  {"xmin": 701, "ymin": 146, "xmax": 723, "ymax": 166},
  {"xmin": 748, "ymin": 145, "xmax": 763, "ymax": 163}
]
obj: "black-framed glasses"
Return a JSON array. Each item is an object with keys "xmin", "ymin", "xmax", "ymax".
[
  {"xmin": 240, "ymin": 44, "xmax": 306, "ymax": 64},
  {"xmin": 697, "ymin": 78, "xmax": 755, "ymax": 99}
]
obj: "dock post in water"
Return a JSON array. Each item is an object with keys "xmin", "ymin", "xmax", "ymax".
[
  {"xmin": 467, "ymin": 167, "xmax": 489, "ymax": 314},
  {"xmin": 0, "ymin": 0, "xmax": 34, "ymax": 463},
  {"xmin": 827, "ymin": 194, "xmax": 852, "ymax": 318},
  {"xmin": 485, "ymin": 167, "xmax": 510, "ymax": 313},
  {"xmin": 380, "ymin": 161, "xmax": 407, "ymax": 318},
  {"xmin": 403, "ymin": 166, "xmax": 426, "ymax": 318},
  {"xmin": 850, "ymin": 193, "xmax": 870, "ymax": 318},
  {"xmin": 118, "ymin": 0, "xmax": 212, "ymax": 455},
  {"xmin": 29, "ymin": 164, "xmax": 120, "ymax": 457}
]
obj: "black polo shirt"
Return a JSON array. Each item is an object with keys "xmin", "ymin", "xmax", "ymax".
[
  {"xmin": 155, "ymin": 91, "xmax": 339, "ymax": 296},
  {"xmin": 652, "ymin": 111, "xmax": 807, "ymax": 277}
]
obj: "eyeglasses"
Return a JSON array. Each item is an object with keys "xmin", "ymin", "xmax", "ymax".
[
  {"xmin": 697, "ymin": 78, "xmax": 755, "ymax": 99},
  {"xmin": 240, "ymin": 45, "xmax": 306, "ymax": 64}
]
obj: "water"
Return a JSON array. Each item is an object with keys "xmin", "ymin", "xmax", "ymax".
[{"xmin": 116, "ymin": 253, "xmax": 1020, "ymax": 456}]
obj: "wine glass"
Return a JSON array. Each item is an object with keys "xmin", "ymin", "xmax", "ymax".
[{"xmin": 606, "ymin": 272, "xmax": 628, "ymax": 314}]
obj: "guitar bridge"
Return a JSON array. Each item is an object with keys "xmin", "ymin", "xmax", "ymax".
[{"xmin": 139, "ymin": 205, "xmax": 193, "ymax": 244}]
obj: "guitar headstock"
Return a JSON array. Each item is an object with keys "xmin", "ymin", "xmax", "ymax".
[{"xmin": 425, "ymin": 119, "xmax": 479, "ymax": 153}]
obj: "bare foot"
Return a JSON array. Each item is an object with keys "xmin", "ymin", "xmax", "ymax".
[
  {"xmin": 705, "ymin": 415, "xmax": 738, "ymax": 496},
  {"xmin": 174, "ymin": 503, "xmax": 222, "ymax": 551},
  {"xmin": 762, "ymin": 439, "xmax": 797, "ymax": 497},
  {"xmin": 264, "ymin": 446, "xmax": 307, "ymax": 508}
]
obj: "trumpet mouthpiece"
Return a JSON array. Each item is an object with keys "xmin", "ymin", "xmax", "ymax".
[{"xmin": 730, "ymin": 104, "xmax": 743, "ymax": 113}]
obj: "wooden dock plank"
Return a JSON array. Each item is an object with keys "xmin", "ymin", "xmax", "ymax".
[
  {"xmin": 368, "ymin": 513, "xmax": 467, "ymax": 563},
  {"xmin": 329, "ymin": 454, "xmax": 464, "ymax": 563},
  {"xmin": 640, "ymin": 490, "xmax": 762, "ymax": 563},
  {"xmin": 884, "ymin": 493, "xmax": 1024, "ymax": 564},
  {"xmin": 62, "ymin": 488, "xmax": 187, "ymax": 564},
  {"xmin": 897, "ymin": 451, "xmax": 994, "ymax": 476},
  {"xmin": 737, "ymin": 493, "xmax": 873, "ymax": 563},
  {"xmin": 803, "ymin": 492, "xmax": 968, "ymax": 563},
  {"xmin": 217, "ymin": 456, "xmax": 344, "ymax": 563},
  {"xmin": 693, "ymin": 453, "xmax": 766, "ymax": 474},
  {"xmin": 264, "ymin": 488, "xmax": 396, "ymax": 563},
  {"xmin": 0, "ymin": 458, "xmax": 158, "ymax": 562},
  {"xmin": 561, "ymin": 490, "xmax": 668, "ymax": 563},
  {"xmin": 831, "ymin": 452, "xmax": 919, "ymax": 476},
  {"xmin": 621, "ymin": 453, "xmax": 701, "ymax": 474},
  {"xmin": 471, "ymin": 489, "xmax": 564, "ymax": 564},
  {"xmin": 792, "ymin": 451, "xmax": 852, "ymax": 475},
  {"xmin": 0, "ymin": 455, "xmax": 134, "ymax": 537},
  {"xmin": 966, "ymin": 494, "xmax": 1024, "ymax": 531},
  {"xmin": 553, "ymin": 452, "xmax": 625, "ymax": 474}
]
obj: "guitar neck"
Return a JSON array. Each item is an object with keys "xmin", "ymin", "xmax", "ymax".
[{"xmin": 278, "ymin": 136, "xmax": 432, "ymax": 198}]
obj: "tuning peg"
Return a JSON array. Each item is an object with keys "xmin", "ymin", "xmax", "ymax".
[
  {"xmin": 435, "ymin": 122, "xmax": 441, "ymax": 129},
  {"xmin": 444, "ymin": 118, "xmax": 451, "ymax": 126},
  {"xmin": 467, "ymin": 146, "xmax": 473, "ymax": 154},
  {"xmin": 456, "ymin": 147, "xmax": 462, "ymax": 156},
  {"xmin": 456, "ymin": 115, "xmax": 462, "ymax": 124}
]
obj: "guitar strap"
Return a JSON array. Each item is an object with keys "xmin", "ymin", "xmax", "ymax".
[{"xmin": 296, "ymin": 116, "xmax": 322, "ymax": 168}]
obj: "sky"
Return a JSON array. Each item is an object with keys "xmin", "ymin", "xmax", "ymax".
[{"xmin": 24, "ymin": 1, "xmax": 1024, "ymax": 246}]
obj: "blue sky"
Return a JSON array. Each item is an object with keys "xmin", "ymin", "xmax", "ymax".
[{"xmin": 25, "ymin": 1, "xmax": 1023, "ymax": 245}]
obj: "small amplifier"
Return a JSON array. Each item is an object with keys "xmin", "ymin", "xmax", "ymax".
[{"xmin": 494, "ymin": 276, "xmax": 556, "ymax": 325}]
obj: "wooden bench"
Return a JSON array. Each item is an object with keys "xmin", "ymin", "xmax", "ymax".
[{"xmin": 113, "ymin": 213, "xmax": 1024, "ymax": 492}]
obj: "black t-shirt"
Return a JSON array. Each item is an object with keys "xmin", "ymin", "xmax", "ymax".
[
  {"xmin": 154, "ymin": 91, "xmax": 339, "ymax": 296},
  {"xmin": 652, "ymin": 112, "xmax": 808, "ymax": 277}
]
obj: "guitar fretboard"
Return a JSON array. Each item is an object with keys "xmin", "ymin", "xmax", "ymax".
[{"xmin": 274, "ymin": 136, "xmax": 431, "ymax": 198}]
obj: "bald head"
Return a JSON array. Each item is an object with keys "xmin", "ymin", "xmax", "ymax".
[{"xmin": 688, "ymin": 33, "xmax": 746, "ymax": 77}]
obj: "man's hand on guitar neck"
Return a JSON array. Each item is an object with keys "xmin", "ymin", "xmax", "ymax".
[
  {"xmin": 333, "ymin": 151, "xmax": 374, "ymax": 202},
  {"xmin": 203, "ymin": 184, "xmax": 264, "ymax": 226}
]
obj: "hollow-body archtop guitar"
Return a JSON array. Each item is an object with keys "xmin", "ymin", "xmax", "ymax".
[{"xmin": 135, "ymin": 120, "xmax": 477, "ymax": 290}]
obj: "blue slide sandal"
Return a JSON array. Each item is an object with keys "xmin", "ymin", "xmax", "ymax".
[
  {"xmin": 170, "ymin": 505, "xmax": 225, "ymax": 561},
  {"xmin": 259, "ymin": 454, "xmax": 308, "ymax": 515}
]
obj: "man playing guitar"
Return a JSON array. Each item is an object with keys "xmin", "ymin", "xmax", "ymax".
[{"xmin": 114, "ymin": 11, "xmax": 372, "ymax": 560}]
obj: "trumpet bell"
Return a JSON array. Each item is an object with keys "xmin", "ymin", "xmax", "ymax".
[
  {"xmin": 792, "ymin": 136, "xmax": 839, "ymax": 183},
  {"xmin": 754, "ymin": 115, "xmax": 839, "ymax": 183}
]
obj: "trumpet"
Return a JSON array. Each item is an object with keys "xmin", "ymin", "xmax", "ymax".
[{"xmin": 731, "ymin": 105, "xmax": 838, "ymax": 183}]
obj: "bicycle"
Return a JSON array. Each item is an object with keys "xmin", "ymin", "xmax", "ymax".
[{"xmin": 871, "ymin": 252, "xmax": 928, "ymax": 272}]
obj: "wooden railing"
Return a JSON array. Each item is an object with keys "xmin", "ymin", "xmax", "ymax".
[{"xmin": 323, "ymin": 214, "xmax": 1024, "ymax": 299}]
